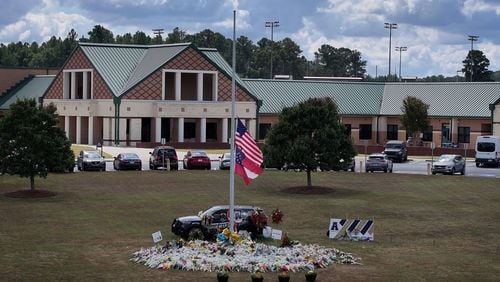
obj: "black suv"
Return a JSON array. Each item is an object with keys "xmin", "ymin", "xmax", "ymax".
[
  {"xmin": 383, "ymin": 140, "xmax": 408, "ymax": 162},
  {"xmin": 171, "ymin": 205, "xmax": 268, "ymax": 240},
  {"xmin": 149, "ymin": 146, "xmax": 178, "ymax": 170}
]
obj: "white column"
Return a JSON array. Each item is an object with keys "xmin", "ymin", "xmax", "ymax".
[
  {"xmin": 70, "ymin": 72, "xmax": 76, "ymax": 100},
  {"xmin": 76, "ymin": 116, "xmax": 81, "ymax": 144},
  {"xmin": 197, "ymin": 73, "xmax": 203, "ymax": 101},
  {"xmin": 103, "ymin": 117, "xmax": 112, "ymax": 146},
  {"xmin": 248, "ymin": 119, "xmax": 256, "ymax": 139},
  {"xmin": 212, "ymin": 74, "xmax": 218, "ymax": 101},
  {"xmin": 88, "ymin": 116, "xmax": 94, "ymax": 145},
  {"xmin": 222, "ymin": 118, "xmax": 228, "ymax": 143},
  {"xmin": 452, "ymin": 118, "xmax": 460, "ymax": 144},
  {"xmin": 63, "ymin": 72, "xmax": 69, "ymax": 99},
  {"xmin": 178, "ymin": 117, "xmax": 184, "ymax": 142},
  {"xmin": 130, "ymin": 119, "xmax": 142, "ymax": 146},
  {"xmin": 64, "ymin": 116, "xmax": 70, "ymax": 139},
  {"xmin": 200, "ymin": 117, "xmax": 206, "ymax": 143},
  {"xmin": 119, "ymin": 118, "xmax": 127, "ymax": 146},
  {"xmin": 161, "ymin": 71, "xmax": 166, "ymax": 100},
  {"xmin": 175, "ymin": 72, "xmax": 181, "ymax": 101},
  {"xmin": 82, "ymin": 71, "xmax": 88, "ymax": 100},
  {"xmin": 155, "ymin": 117, "xmax": 162, "ymax": 143}
]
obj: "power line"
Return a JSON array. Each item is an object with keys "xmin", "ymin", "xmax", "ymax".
[{"xmin": 467, "ymin": 35, "xmax": 479, "ymax": 51}]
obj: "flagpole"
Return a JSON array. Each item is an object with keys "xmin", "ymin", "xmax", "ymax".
[{"xmin": 229, "ymin": 10, "xmax": 236, "ymax": 238}]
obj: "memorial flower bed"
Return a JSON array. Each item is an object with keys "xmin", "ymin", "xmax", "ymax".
[{"xmin": 131, "ymin": 236, "xmax": 359, "ymax": 273}]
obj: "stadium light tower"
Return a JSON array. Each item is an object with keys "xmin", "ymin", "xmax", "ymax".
[
  {"xmin": 265, "ymin": 20, "xmax": 279, "ymax": 79},
  {"xmin": 395, "ymin": 46, "xmax": 407, "ymax": 81},
  {"xmin": 384, "ymin": 23, "xmax": 398, "ymax": 79}
]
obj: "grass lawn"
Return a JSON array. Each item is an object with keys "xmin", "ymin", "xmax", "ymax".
[{"xmin": 1, "ymin": 171, "xmax": 499, "ymax": 281}]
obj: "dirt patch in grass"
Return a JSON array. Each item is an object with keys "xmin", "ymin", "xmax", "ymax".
[
  {"xmin": 281, "ymin": 185, "xmax": 331, "ymax": 194},
  {"xmin": 4, "ymin": 189, "xmax": 57, "ymax": 198},
  {"xmin": 281, "ymin": 185, "xmax": 365, "ymax": 197}
]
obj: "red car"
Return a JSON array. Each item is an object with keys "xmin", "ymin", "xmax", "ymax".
[{"xmin": 183, "ymin": 151, "xmax": 211, "ymax": 170}]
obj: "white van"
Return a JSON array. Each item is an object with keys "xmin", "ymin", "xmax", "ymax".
[{"xmin": 475, "ymin": 136, "xmax": 500, "ymax": 167}]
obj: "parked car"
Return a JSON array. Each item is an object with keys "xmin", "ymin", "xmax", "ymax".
[
  {"xmin": 383, "ymin": 140, "xmax": 408, "ymax": 162},
  {"xmin": 77, "ymin": 150, "xmax": 106, "ymax": 171},
  {"xmin": 113, "ymin": 153, "xmax": 142, "ymax": 171},
  {"xmin": 432, "ymin": 154, "xmax": 465, "ymax": 175},
  {"xmin": 318, "ymin": 157, "xmax": 355, "ymax": 172},
  {"xmin": 475, "ymin": 135, "xmax": 500, "ymax": 167},
  {"xmin": 183, "ymin": 150, "xmax": 211, "ymax": 170},
  {"xmin": 149, "ymin": 146, "xmax": 178, "ymax": 170},
  {"xmin": 171, "ymin": 205, "xmax": 268, "ymax": 240},
  {"xmin": 365, "ymin": 153, "xmax": 393, "ymax": 173},
  {"xmin": 219, "ymin": 153, "xmax": 231, "ymax": 170},
  {"xmin": 341, "ymin": 157, "xmax": 356, "ymax": 172}
]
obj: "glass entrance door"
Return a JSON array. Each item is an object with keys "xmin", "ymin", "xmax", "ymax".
[{"xmin": 441, "ymin": 123, "xmax": 450, "ymax": 145}]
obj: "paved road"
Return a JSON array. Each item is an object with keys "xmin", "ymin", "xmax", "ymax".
[{"xmin": 75, "ymin": 146, "xmax": 500, "ymax": 178}]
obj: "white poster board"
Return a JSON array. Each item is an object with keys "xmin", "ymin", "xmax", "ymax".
[
  {"xmin": 262, "ymin": 226, "xmax": 272, "ymax": 238},
  {"xmin": 152, "ymin": 231, "xmax": 163, "ymax": 243},
  {"xmin": 271, "ymin": 228, "xmax": 283, "ymax": 240}
]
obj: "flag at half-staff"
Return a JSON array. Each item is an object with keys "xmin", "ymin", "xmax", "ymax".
[{"xmin": 234, "ymin": 118, "xmax": 263, "ymax": 185}]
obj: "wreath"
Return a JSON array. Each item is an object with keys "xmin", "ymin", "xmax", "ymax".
[{"xmin": 271, "ymin": 208, "xmax": 284, "ymax": 224}]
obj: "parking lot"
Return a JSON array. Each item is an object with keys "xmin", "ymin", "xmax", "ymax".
[{"xmin": 75, "ymin": 146, "xmax": 500, "ymax": 178}]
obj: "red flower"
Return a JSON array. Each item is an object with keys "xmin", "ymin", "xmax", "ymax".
[{"xmin": 272, "ymin": 208, "xmax": 284, "ymax": 224}]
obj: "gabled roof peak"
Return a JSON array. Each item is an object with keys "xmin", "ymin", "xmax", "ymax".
[{"xmin": 78, "ymin": 42, "xmax": 191, "ymax": 49}]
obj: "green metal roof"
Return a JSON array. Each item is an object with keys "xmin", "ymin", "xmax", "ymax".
[
  {"xmin": 243, "ymin": 79, "xmax": 385, "ymax": 115},
  {"xmin": 200, "ymin": 48, "xmax": 258, "ymax": 101},
  {"xmin": 79, "ymin": 43, "xmax": 190, "ymax": 97},
  {"xmin": 381, "ymin": 82, "xmax": 500, "ymax": 118},
  {"xmin": 0, "ymin": 75, "xmax": 55, "ymax": 109}
]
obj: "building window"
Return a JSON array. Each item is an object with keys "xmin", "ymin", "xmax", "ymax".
[
  {"xmin": 359, "ymin": 124, "xmax": 372, "ymax": 140},
  {"xmin": 163, "ymin": 70, "xmax": 217, "ymax": 101},
  {"xmin": 344, "ymin": 124, "xmax": 351, "ymax": 136},
  {"xmin": 422, "ymin": 126, "xmax": 433, "ymax": 142},
  {"xmin": 458, "ymin": 127, "xmax": 470, "ymax": 143},
  {"xmin": 387, "ymin": 124, "xmax": 398, "ymax": 140},
  {"xmin": 63, "ymin": 70, "xmax": 92, "ymax": 100},
  {"xmin": 258, "ymin": 123, "xmax": 272, "ymax": 140}
]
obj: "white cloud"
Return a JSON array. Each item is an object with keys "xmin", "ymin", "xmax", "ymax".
[
  {"xmin": 214, "ymin": 9, "xmax": 251, "ymax": 30},
  {"xmin": 0, "ymin": 10, "xmax": 93, "ymax": 43},
  {"xmin": 462, "ymin": 0, "xmax": 500, "ymax": 17}
]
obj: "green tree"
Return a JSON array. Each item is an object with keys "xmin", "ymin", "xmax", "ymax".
[
  {"xmin": 115, "ymin": 33, "xmax": 133, "ymax": 44},
  {"xmin": 165, "ymin": 27, "xmax": 187, "ymax": 44},
  {"xmin": 462, "ymin": 50, "xmax": 493, "ymax": 82},
  {"xmin": 235, "ymin": 36, "xmax": 255, "ymax": 78},
  {"xmin": 400, "ymin": 96, "xmax": 430, "ymax": 142},
  {"xmin": 274, "ymin": 37, "xmax": 307, "ymax": 79},
  {"xmin": 88, "ymin": 25, "xmax": 115, "ymax": 43},
  {"xmin": 132, "ymin": 31, "xmax": 151, "ymax": 45},
  {"xmin": 263, "ymin": 97, "xmax": 356, "ymax": 187},
  {"xmin": 0, "ymin": 99, "xmax": 74, "ymax": 190},
  {"xmin": 314, "ymin": 45, "xmax": 367, "ymax": 77}
]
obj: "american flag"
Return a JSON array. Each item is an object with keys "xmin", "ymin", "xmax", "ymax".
[{"xmin": 235, "ymin": 118, "xmax": 263, "ymax": 185}]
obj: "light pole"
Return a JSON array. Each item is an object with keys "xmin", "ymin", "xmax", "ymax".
[
  {"xmin": 384, "ymin": 22, "xmax": 397, "ymax": 80},
  {"xmin": 456, "ymin": 70, "xmax": 461, "ymax": 82},
  {"xmin": 265, "ymin": 20, "xmax": 279, "ymax": 79},
  {"xmin": 468, "ymin": 35, "xmax": 479, "ymax": 51},
  {"xmin": 395, "ymin": 46, "xmax": 407, "ymax": 81}
]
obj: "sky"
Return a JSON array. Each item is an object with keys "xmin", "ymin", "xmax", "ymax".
[{"xmin": 1, "ymin": 0, "xmax": 499, "ymax": 78}]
